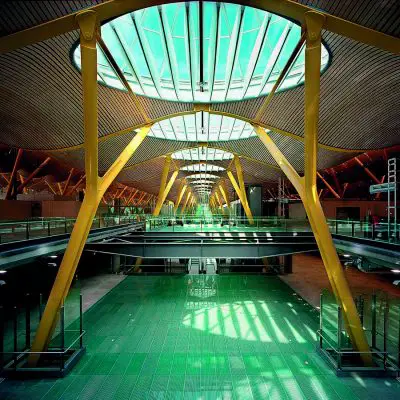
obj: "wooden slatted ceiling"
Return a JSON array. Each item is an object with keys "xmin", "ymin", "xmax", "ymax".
[
  {"xmin": 0, "ymin": 23, "xmax": 399, "ymax": 152},
  {"xmin": 0, "ymin": 0, "xmax": 399, "ymax": 201}
]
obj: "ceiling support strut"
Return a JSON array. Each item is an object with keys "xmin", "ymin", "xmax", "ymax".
[
  {"xmin": 317, "ymin": 171, "xmax": 341, "ymax": 199},
  {"xmin": 153, "ymin": 155, "xmax": 173, "ymax": 216},
  {"xmin": 219, "ymin": 179, "xmax": 231, "ymax": 211},
  {"xmin": 28, "ymin": 10, "xmax": 152, "ymax": 365},
  {"xmin": 227, "ymin": 156, "xmax": 254, "ymax": 224},
  {"xmin": 181, "ymin": 190, "xmax": 192, "ymax": 215},
  {"xmin": 5, "ymin": 149, "xmax": 23, "ymax": 200},
  {"xmin": 17, "ymin": 157, "xmax": 51, "ymax": 194},
  {"xmin": 174, "ymin": 182, "xmax": 187, "ymax": 213},
  {"xmin": 254, "ymin": 11, "xmax": 371, "ymax": 364}
]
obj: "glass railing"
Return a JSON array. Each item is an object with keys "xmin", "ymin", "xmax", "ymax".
[
  {"xmin": 317, "ymin": 288, "xmax": 400, "ymax": 373},
  {"xmin": 0, "ymin": 215, "xmax": 145, "ymax": 244},
  {"xmin": 145, "ymin": 215, "xmax": 400, "ymax": 244},
  {"xmin": 1, "ymin": 214, "xmax": 398, "ymax": 246}
]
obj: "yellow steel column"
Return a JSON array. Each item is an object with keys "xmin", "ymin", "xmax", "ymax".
[
  {"xmin": 252, "ymin": 11, "xmax": 371, "ymax": 361},
  {"xmin": 303, "ymin": 11, "xmax": 371, "ymax": 361},
  {"xmin": 29, "ymin": 10, "xmax": 152, "ymax": 361},
  {"xmin": 181, "ymin": 191, "xmax": 192, "ymax": 214},
  {"xmin": 227, "ymin": 170, "xmax": 254, "ymax": 224},
  {"xmin": 158, "ymin": 169, "xmax": 179, "ymax": 209},
  {"xmin": 214, "ymin": 190, "xmax": 224, "ymax": 215},
  {"xmin": 153, "ymin": 156, "xmax": 172, "ymax": 216},
  {"xmin": 174, "ymin": 183, "xmax": 187, "ymax": 212},
  {"xmin": 219, "ymin": 180, "xmax": 231, "ymax": 212}
]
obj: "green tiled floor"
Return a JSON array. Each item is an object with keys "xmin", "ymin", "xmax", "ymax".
[{"xmin": 1, "ymin": 275, "xmax": 399, "ymax": 399}]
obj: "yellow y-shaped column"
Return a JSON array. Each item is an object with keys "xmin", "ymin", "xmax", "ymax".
[
  {"xmin": 254, "ymin": 11, "xmax": 371, "ymax": 362},
  {"xmin": 29, "ymin": 10, "xmax": 152, "ymax": 362},
  {"xmin": 219, "ymin": 180, "xmax": 231, "ymax": 213},
  {"xmin": 174, "ymin": 181, "xmax": 187, "ymax": 213},
  {"xmin": 153, "ymin": 156, "xmax": 172, "ymax": 216},
  {"xmin": 214, "ymin": 190, "xmax": 225, "ymax": 215},
  {"xmin": 153, "ymin": 168, "xmax": 178, "ymax": 217},
  {"xmin": 181, "ymin": 191, "xmax": 192, "ymax": 214},
  {"xmin": 227, "ymin": 168, "xmax": 254, "ymax": 224}
]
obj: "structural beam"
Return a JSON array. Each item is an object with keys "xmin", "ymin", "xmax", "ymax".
[
  {"xmin": 174, "ymin": 182, "xmax": 187, "ymax": 212},
  {"xmin": 214, "ymin": 190, "xmax": 224, "ymax": 214},
  {"xmin": 159, "ymin": 169, "xmax": 179, "ymax": 206},
  {"xmin": 317, "ymin": 172, "xmax": 341, "ymax": 199},
  {"xmin": 219, "ymin": 180, "xmax": 231, "ymax": 209},
  {"xmin": 62, "ymin": 168, "xmax": 75, "ymax": 195},
  {"xmin": 354, "ymin": 157, "xmax": 381, "ymax": 184},
  {"xmin": 255, "ymin": 31, "xmax": 306, "ymax": 121},
  {"xmin": 153, "ymin": 155, "xmax": 172, "ymax": 216},
  {"xmin": 126, "ymin": 188, "xmax": 139, "ymax": 205},
  {"xmin": 29, "ymin": 10, "xmax": 152, "ymax": 364},
  {"xmin": 227, "ymin": 157, "xmax": 254, "ymax": 224},
  {"xmin": 17, "ymin": 157, "xmax": 51, "ymax": 193},
  {"xmin": 5, "ymin": 149, "xmax": 23, "ymax": 199},
  {"xmin": 67, "ymin": 175, "xmax": 85, "ymax": 196},
  {"xmin": 153, "ymin": 156, "xmax": 172, "ymax": 216},
  {"xmin": 181, "ymin": 191, "xmax": 192, "ymax": 215},
  {"xmin": 253, "ymin": 10, "xmax": 371, "ymax": 363}
]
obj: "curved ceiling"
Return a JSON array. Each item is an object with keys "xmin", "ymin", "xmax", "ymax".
[{"xmin": 0, "ymin": 0, "xmax": 399, "ymax": 202}]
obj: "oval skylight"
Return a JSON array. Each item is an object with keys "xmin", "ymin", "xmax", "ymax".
[
  {"xmin": 149, "ymin": 112, "xmax": 255, "ymax": 141},
  {"xmin": 73, "ymin": 2, "xmax": 330, "ymax": 102},
  {"xmin": 191, "ymin": 180, "xmax": 215, "ymax": 185},
  {"xmin": 187, "ymin": 173, "xmax": 219, "ymax": 180},
  {"xmin": 172, "ymin": 147, "xmax": 233, "ymax": 161},
  {"xmin": 181, "ymin": 163, "xmax": 225, "ymax": 172}
]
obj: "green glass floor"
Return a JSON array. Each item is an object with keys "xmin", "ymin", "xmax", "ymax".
[{"xmin": 1, "ymin": 275, "xmax": 399, "ymax": 399}]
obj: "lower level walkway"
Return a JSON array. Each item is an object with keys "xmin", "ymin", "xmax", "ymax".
[{"xmin": 1, "ymin": 275, "xmax": 399, "ymax": 399}]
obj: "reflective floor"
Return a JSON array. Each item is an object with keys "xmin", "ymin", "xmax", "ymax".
[{"xmin": 1, "ymin": 275, "xmax": 399, "ymax": 399}]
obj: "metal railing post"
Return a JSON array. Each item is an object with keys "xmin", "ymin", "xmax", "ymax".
[
  {"xmin": 371, "ymin": 294, "xmax": 377, "ymax": 348},
  {"xmin": 319, "ymin": 292, "xmax": 323, "ymax": 348},
  {"xmin": 335, "ymin": 220, "xmax": 338, "ymax": 234},
  {"xmin": 0, "ymin": 306, "xmax": 4, "ymax": 368},
  {"xmin": 64, "ymin": 217, "xmax": 67, "ymax": 234},
  {"xmin": 26, "ymin": 222, "xmax": 29, "ymax": 240},
  {"xmin": 60, "ymin": 303, "xmax": 65, "ymax": 371},
  {"xmin": 13, "ymin": 306, "xmax": 18, "ymax": 367},
  {"xmin": 383, "ymin": 299, "xmax": 388, "ymax": 369},
  {"xmin": 48, "ymin": 221, "xmax": 51, "ymax": 237},
  {"xmin": 351, "ymin": 221, "xmax": 355, "ymax": 237},
  {"xmin": 25, "ymin": 293, "xmax": 31, "ymax": 349},
  {"xmin": 337, "ymin": 306, "xmax": 342, "ymax": 370},
  {"xmin": 80, "ymin": 294, "xmax": 83, "ymax": 348}
]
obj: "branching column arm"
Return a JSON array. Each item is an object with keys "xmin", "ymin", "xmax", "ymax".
[{"xmin": 29, "ymin": 10, "xmax": 152, "ymax": 364}]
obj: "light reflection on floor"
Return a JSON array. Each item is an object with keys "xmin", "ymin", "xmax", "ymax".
[{"xmin": 1, "ymin": 275, "xmax": 399, "ymax": 399}]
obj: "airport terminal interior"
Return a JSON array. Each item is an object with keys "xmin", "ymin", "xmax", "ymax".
[{"xmin": 0, "ymin": 1, "xmax": 400, "ymax": 399}]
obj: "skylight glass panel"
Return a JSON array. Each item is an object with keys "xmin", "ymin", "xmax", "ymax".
[
  {"xmin": 148, "ymin": 112, "xmax": 257, "ymax": 141},
  {"xmin": 73, "ymin": 2, "xmax": 330, "ymax": 103},
  {"xmin": 187, "ymin": 173, "xmax": 219, "ymax": 180},
  {"xmin": 191, "ymin": 180, "xmax": 215, "ymax": 185},
  {"xmin": 172, "ymin": 147, "xmax": 233, "ymax": 161},
  {"xmin": 181, "ymin": 163, "xmax": 225, "ymax": 172}
]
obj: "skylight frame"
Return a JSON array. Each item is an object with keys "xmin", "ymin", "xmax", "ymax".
[
  {"xmin": 171, "ymin": 147, "xmax": 234, "ymax": 161},
  {"xmin": 72, "ymin": 1, "xmax": 330, "ymax": 103},
  {"xmin": 180, "ymin": 163, "xmax": 225, "ymax": 172}
]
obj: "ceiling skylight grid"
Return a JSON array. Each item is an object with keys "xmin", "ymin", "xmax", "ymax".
[
  {"xmin": 186, "ymin": 173, "xmax": 219, "ymax": 180},
  {"xmin": 172, "ymin": 147, "xmax": 233, "ymax": 161},
  {"xmin": 148, "ymin": 112, "xmax": 256, "ymax": 141},
  {"xmin": 180, "ymin": 163, "xmax": 225, "ymax": 172},
  {"xmin": 73, "ymin": 2, "xmax": 330, "ymax": 103}
]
